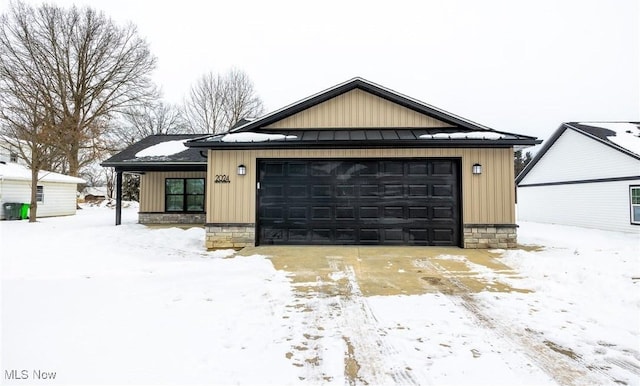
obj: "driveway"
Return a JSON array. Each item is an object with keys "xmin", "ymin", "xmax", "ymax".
[
  {"xmin": 236, "ymin": 246, "xmax": 616, "ymax": 385},
  {"xmin": 238, "ymin": 246, "xmax": 530, "ymax": 297}
]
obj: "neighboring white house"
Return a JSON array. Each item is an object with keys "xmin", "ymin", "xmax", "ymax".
[
  {"xmin": 0, "ymin": 161, "xmax": 86, "ymax": 219},
  {"xmin": 516, "ymin": 122, "xmax": 640, "ymax": 233}
]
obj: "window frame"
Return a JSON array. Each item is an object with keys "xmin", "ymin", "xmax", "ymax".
[
  {"xmin": 165, "ymin": 178, "xmax": 205, "ymax": 213},
  {"xmin": 36, "ymin": 185, "xmax": 44, "ymax": 203},
  {"xmin": 630, "ymin": 185, "xmax": 640, "ymax": 225}
]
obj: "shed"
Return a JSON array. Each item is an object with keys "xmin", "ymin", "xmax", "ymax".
[
  {"xmin": 516, "ymin": 122, "xmax": 640, "ymax": 233},
  {"xmin": 0, "ymin": 162, "xmax": 86, "ymax": 219}
]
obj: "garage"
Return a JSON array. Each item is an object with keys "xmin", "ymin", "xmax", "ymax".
[
  {"xmin": 258, "ymin": 159, "xmax": 460, "ymax": 246},
  {"xmin": 182, "ymin": 77, "xmax": 541, "ymax": 249}
]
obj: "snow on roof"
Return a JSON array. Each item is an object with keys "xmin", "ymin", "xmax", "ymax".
[
  {"xmin": 134, "ymin": 139, "xmax": 188, "ymax": 158},
  {"xmin": 220, "ymin": 132, "xmax": 298, "ymax": 142},
  {"xmin": 82, "ymin": 186, "xmax": 108, "ymax": 196},
  {"xmin": 420, "ymin": 131, "xmax": 506, "ymax": 140},
  {"xmin": 0, "ymin": 162, "xmax": 86, "ymax": 184},
  {"xmin": 578, "ymin": 122, "xmax": 640, "ymax": 156}
]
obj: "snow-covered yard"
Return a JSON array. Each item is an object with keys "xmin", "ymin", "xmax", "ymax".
[{"xmin": 1, "ymin": 205, "xmax": 638, "ymax": 385}]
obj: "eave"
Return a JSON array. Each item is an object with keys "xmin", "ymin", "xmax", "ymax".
[{"xmin": 100, "ymin": 162, "xmax": 207, "ymax": 173}]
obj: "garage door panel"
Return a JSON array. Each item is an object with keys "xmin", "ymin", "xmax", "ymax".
[
  {"xmin": 432, "ymin": 184, "xmax": 453, "ymax": 197},
  {"xmin": 433, "ymin": 206, "xmax": 454, "ymax": 219},
  {"xmin": 433, "ymin": 229, "xmax": 454, "ymax": 244},
  {"xmin": 383, "ymin": 184, "xmax": 403, "ymax": 197},
  {"xmin": 258, "ymin": 159, "xmax": 460, "ymax": 246},
  {"xmin": 360, "ymin": 228, "xmax": 380, "ymax": 242},
  {"xmin": 432, "ymin": 161, "xmax": 454, "ymax": 175},
  {"xmin": 312, "ymin": 229, "xmax": 331, "ymax": 242},
  {"xmin": 336, "ymin": 207, "xmax": 356, "ymax": 219},
  {"xmin": 287, "ymin": 185, "xmax": 308, "ymax": 198},
  {"xmin": 289, "ymin": 207, "xmax": 307, "ymax": 219},
  {"xmin": 360, "ymin": 185, "xmax": 380, "ymax": 197},
  {"xmin": 311, "ymin": 207, "xmax": 332, "ymax": 220},
  {"xmin": 409, "ymin": 184, "xmax": 428, "ymax": 197}
]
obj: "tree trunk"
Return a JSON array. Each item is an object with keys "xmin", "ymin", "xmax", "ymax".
[{"xmin": 29, "ymin": 167, "xmax": 38, "ymax": 223}]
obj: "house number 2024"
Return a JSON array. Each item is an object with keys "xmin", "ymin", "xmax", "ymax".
[{"xmin": 214, "ymin": 174, "xmax": 231, "ymax": 183}]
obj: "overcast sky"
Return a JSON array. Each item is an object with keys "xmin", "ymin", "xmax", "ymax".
[{"xmin": 1, "ymin": 0, "xmax": 638, "ymax": 142}]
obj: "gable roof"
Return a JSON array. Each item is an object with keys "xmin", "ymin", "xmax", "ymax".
[
  {"xmin": 516, "ymin": 122, "xmax": 640, "ymax": 184},
  {"xmin": 187, "ymin": 77, "xmax": 540, "ymax": 150},
  {"xmin": 0, "ymin": 162, "xmax": 85, "ymax": 184},
  {"xmin": 101, "ymin": 134, "xmax": 208, "ymax": 172}
]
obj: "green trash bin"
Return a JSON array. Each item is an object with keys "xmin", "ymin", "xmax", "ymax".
[
  {"xmin": 20, "ymin": 203, "xmax": 30, "ymax": 219},
  {"xmin": 2, "ymin": 203, "xmax": 22, "ymax": 220}
]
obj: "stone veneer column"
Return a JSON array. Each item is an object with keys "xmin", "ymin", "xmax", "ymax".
[
  {"xmin": 205, "ymin": 223, "xmax": 256, "ymax": 249},
  {"xmin": 463, "ymin": 224, "xmax": 518, "ymax": 249}
]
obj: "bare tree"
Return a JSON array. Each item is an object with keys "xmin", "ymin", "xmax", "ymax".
[
  {"xmin": 183, "ymin": 68, "xmax": 265, "ymax": 134},
  {"xmin": 0, "ymin": 1, "xmax": 157, "ymax": 177},
  {"xmin": 0, "ymin": 89, "xmax": 62, "ymax": 222},
  {"xmin": 112, "ymin": 99, "xmax": 188, "ymax": 147}
]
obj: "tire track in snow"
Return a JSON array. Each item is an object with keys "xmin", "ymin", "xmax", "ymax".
[
  {"xmin": 329, "ymin": 260, "xmax": 421, "ymax": 386},
  {"xmin": 426, "ymin": 259, "xmax": 614, "ymax": 386}
]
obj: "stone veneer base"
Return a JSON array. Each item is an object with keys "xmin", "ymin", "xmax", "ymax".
[
  {"xmin": 139, "ymin": 212, "xmax": 205, "ymax": 225},
  {"xmin": 206, "ymin": 223, "xmax": 256, "ymax": 249},
  {"xmin": 463, "ymin": 224, "xmax": 518, "ymax": 249}
]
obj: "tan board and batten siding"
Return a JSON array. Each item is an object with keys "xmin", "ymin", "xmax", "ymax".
[
  {"xmin": 139, "ymin": 171, "xmax": 206, "ymax": 212},
  {"xmin": 207, "ymin": 148, "xmax": 516, "ymax": 225},
  {"xmin": 265, "ymin": 89, "xmax": 455, "ymax": 129}
]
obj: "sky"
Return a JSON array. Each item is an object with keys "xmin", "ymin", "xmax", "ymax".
[{"xmin": 0, "ymin": 0, "xmax": 638, "ymax": 142}]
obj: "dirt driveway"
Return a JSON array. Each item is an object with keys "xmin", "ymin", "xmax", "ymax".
[{"xmin": 237, "ymin": 246, "xmax": 617, "ymax": 385}]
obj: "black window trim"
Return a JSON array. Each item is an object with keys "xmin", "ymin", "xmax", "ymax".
[{"xmin": 165, "ymin": 178, "xmax": 205, "ymax": 213}]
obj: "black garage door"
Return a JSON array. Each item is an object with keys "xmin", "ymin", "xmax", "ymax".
[{"xmin": 257, "ymin": 159, "xmax": 460, "ymax": 246}]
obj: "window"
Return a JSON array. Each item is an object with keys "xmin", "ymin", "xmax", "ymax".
[
  {"xmin": 36, "ymin": 186, "xmax": 44, "ymax": 203},
  {"xmin": 631, "ymin": 186, "xmax": 640, "ymax": 225},
  {"xmin": 165, "ymin": 178, "xmax": 205, "ymax": 212}
]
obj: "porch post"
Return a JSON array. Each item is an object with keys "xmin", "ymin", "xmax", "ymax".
[{"xmin": 115, "ymin": 170, "xmax": 123, "ymax": 225}]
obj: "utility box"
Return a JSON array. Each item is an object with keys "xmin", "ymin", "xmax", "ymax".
[{"xmin": 3, "ymin": 203, "xmax": 22, "ymax": 220}]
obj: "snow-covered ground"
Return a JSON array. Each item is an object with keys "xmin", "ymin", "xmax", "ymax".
[{"xmin": 1, "ymin": 205, "xmax": 638, "ymax": 385}]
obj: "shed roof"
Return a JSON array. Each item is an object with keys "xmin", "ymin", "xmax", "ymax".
[
  {"xmin": 186, "ymin": 77, "xmax": 541, "ymax": 150},
  {"xmin": 0, "ymin": 162, "xmax": 86, "ymax": 184},
  {"xmin": 516, "ymin": 122, "xmax": 640, "ymax": 184},
  {"xmin": 101, "ymin": 134, "xmax": 208, "ymax": 172}
]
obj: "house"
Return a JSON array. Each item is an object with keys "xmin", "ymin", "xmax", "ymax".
[
  {"xmin": 0, "ymin": 161, "xmax": 86, "ymax": 219},
  {"xmin": 0, "ymin": 140, "xmax": 25, "ymax": 166},
  {"xmin": 104, "ymin": 78, "xmax": 541, "ymax": 248},
  {"xmin": 80, "ymin": 186, "xmax": 109, "ymax": 203},
  {"xmin": 101, "ymin": 134, "xmax": 208, "ymax": 225},
  {"xmin": 516, "ymin": 122, "xmax": 640, "ymax": 233}
]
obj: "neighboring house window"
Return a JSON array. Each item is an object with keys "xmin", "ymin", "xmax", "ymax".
[
  {"xmin": 36, "ymin": 186, "xmax": 44, "ymax": 203},
  {"xmin": 10, "ymin": 152, "xmax": 18, "ymax": 163},
  {"xmin": 165, "ymin": 178, "xmax": 205, "ymax": 212},
  {"xmin": 631, "ymin": 186, "xmax": 640, "ymax": 225}
]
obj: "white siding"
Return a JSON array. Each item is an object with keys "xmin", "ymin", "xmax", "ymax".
[
  {"xmin": 520, "ymin": 129, "xmax": 640, "ymax": 185},
  {"xmin": 0, "ymin": 179, "xmax": 78, "ymax": 219},
  {"xmin": 518, "ymin": 180, "xmax": 640, "ymax": 233}
]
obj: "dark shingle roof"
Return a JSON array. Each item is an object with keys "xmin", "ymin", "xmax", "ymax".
[{"xmin": 101, "ymin": 134, "xmax": 208, "ymax": 172}]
